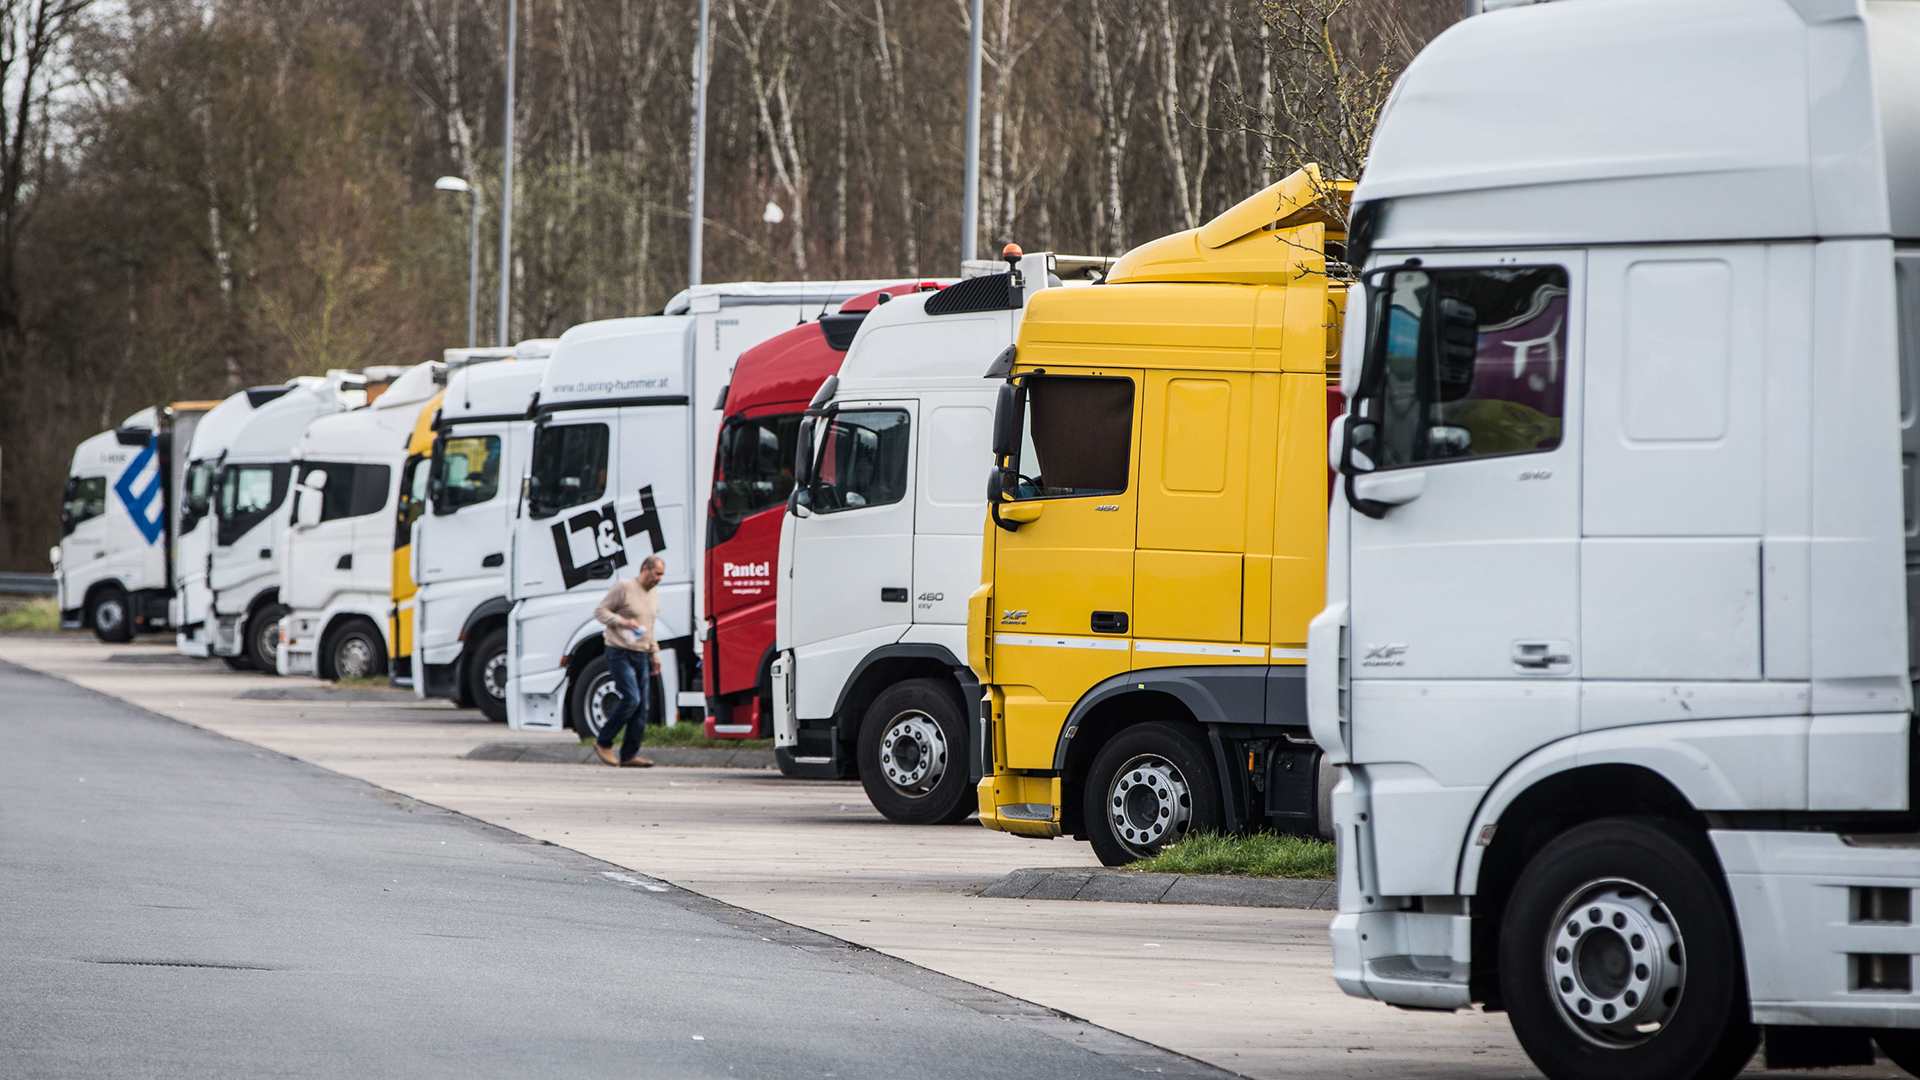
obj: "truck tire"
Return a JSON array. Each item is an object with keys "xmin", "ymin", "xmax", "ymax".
[
  {"xmin": 1876, "ymin": 1032, "xmax": 1920, "ymax": 1077},
  {"xmin": 1081, "ymin": 721, "xmax": 1222, "ymax": 867},
  {"xmin": 466, "ymin": 628, "xmax": 510, "ymax": 722},
  {"xmin": 568, "ymin": 654, "xmax": 614, "ymax": 741},
  {"xmin": 89, "ymin": 585, "xmax": 133, "ymax": 643},
  {"xmin": 323, "ymin": 618, "xmax": 385, "ymax": 681},
  {"xmin": 246, "ymin": 603, "xmax": 289, "ymax": 674},
  {"xmin": 1498, "ymin": 817, "xmax": 1757, "ymax": 1080},
  {"xmin": 221, "ymin": 654, "xmax": 256, "ymax": 671},
  {"xmin": 856, "ymin": 679, "xmax": 975, "ymax": 825}
]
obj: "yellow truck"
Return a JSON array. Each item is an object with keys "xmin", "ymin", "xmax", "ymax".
[
  {"xmin": 388, "ymin": 390, "xmax": 443, "ymax": 686},
  {"xmin": 970, "ymin": 168, "xmax": 1345, "ymax": 866}
]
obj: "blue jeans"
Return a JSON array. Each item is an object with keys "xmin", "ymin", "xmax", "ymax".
[{"xmin": 596, "ymin": 648, "xmax": 650, "ymax": 760}]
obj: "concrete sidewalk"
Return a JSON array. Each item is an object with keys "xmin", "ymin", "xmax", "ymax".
[{"xmin": 13, "ymin": 634, "xmax": 1843, "ymax": 1080}]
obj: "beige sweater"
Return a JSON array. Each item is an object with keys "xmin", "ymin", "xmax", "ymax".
[{"xmin": 592, "ymin": 577, "xmax": 660, "ymax": 653}]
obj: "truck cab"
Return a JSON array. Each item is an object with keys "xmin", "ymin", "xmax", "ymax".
[
  {"xmin": 276, "ymin": 362, "xmax": 440, "ymax": 679},
  {"xmin": 174, "ymin": 390, "xmax": 268, "ymax": 658},
  {"xmin": 704, "ymin": 282, "xmax": 938, "ymax": 738},
  {"xmin": 969, "ymin": 178, "xmax": 1345, "ymax": 860},
  {"xmin": 507, "ymin": 282, "xmax": 891, "ymax": 738},
  {"xmin": 414, "ymin": 349, "xmax": 552, "ymax": 717},
  {"xmin": 56, "ymin": 407, "xmax": 177, "ymax": 641},
  {"xmin": 774, "ymin": 253, "xmax": 1091, "ymax": 823},
  {"xmin": 201, "ymin": 372, "xmax": 366, "ymax": 671},
  {"xmin": 1317, "ymin": 4, "xmax": 1920, "ymax": 1078}
]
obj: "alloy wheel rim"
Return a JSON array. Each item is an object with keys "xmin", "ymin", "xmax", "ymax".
[
  {"xmin": 336, "ymin": 636, "xmax": 375, "ymax": 679},
  {"xmin": 1545, "ymin": 877, "xmax": 1686, "ymax": 1048},
  {"xmin": 879, "ymin": 711, "xmax": 948, "ymax": 797},
  {"xmin": 482, "ymin": 652, "xmax": 508, "ymax": 701},
  {"xmin": 586, "ymin": 674, "xmax": 617, "ymax": 738},
  {"xmin": 96, "ymin": 599, "xmax": 124, "ymax": 632},
  {"xmin": 1106, "ymin": 753, "xmax": 1193, "ymax": 857}
]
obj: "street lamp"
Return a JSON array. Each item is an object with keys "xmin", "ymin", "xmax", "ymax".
[{"xmin": 435, "ymin": 175, "xmax": 480, "ymax": 348}]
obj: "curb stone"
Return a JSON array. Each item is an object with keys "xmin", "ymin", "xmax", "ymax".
[
  {"xmin": 464, "ymin": 740, "xmax": 777, "ymax": 770},
  {"xmin": 982, "ymin": 866, "xmax": 1336, "ymax": 909},
  {"xmin": 238, "ymin": 687, "xmax": 422, "ymax": 702}
]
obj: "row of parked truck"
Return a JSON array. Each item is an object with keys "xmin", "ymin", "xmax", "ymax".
[{"xmin": 46, "ymin": 4, "xmax": 1920, "ymax": 1079}]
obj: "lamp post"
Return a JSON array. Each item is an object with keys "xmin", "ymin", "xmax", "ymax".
[
  {"xmin": 434, "ymin": 176, "xmax": 479, "ymax": 348},
  {"xmin": 497, "ymin": 0, "xmax": 518, "ymax": 346},
  {"xmin": 689, "ymin": 0, "xmax": 711, "ymax": 288},
  {"xmin": 961, "ymin": 0, "xmax": 983, "ymax": 264}
]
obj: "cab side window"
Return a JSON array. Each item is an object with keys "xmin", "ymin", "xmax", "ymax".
[
  {"xmin": 216, "ymin": 463, "xmax": 290, "ymax": 545},
  {"xmin": 433, "ymin": 435, "xmax": 502, "ymax": 514},
  {"xmin": 1360, "ymin": 266, "xmax": 1569, "ymax": 469},
  {"xmin": 61, "ymin": 476, "xmax": 107, "ymax": 535},
  {"xmin": 811, "ymin": 409, "xmax": 909, "ymax": 513},
  {"xmin": 527, "ymin": 423, "xmax": 609, "ymax": 518},
  {"xmin": 396, "ymin": 455, "xmax": 428, "ymax": 547},
  {"xmin": 180, "ymin": 462, "xmax": 215, "ymax": 534},
  {"xmin": 1008, "ymin": 375, "xmax": 1134, "ymax": 501}
]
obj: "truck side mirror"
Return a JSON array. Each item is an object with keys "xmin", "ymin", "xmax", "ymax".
[
  {"xmin": 1338, "ymin": 415, "xmax": 1391, "ymax": 521},
  {"xmin": 788, "ymin": 417, "xmax": 817, "ymax": 516},
  {"xmin": 991, "ymin": 381, "xmax": 1023, "ymax": 458}
]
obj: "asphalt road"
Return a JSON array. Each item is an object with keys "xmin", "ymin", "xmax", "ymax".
[{"xmin": 0, "ymin": 659, "xmax": 1220, "ymax": 1080}]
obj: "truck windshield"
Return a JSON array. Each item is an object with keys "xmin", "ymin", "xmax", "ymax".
[
  {"xmin": 61, "ymin": 476, "xmax": 106, "ymax": 535},
  {"xmin": 811, "ymin": 410, "xmax": 908, "ymax": 513},
  {"xmin": 1359, "ymin": 265, "xmax": 1569, "ymax": 470},
  {"xmin": 712, "ymin": 414, "xmax": 801, "ymax": 538},
  {"xmin": 1006, "ymin": 375, "xmax": 1133, "ymax": 501},
  {"xmin": 527, "ymin": 422, "xmax": 608, "ymax": 518},
  {"xmin": 433, "ymin": 434, "xmax": 502, "ymax": 513}
]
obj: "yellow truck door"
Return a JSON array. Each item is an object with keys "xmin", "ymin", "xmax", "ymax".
[{"xmin": 988, "ymin": 371, "xmax": 1141, "ymax": 770}]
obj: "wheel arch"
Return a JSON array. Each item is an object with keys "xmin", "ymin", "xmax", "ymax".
[
  {"xmin": 459, "ymin": 596, "xmax": 513, "ymax": 650},
  {"xmin": 1466, "ymin": 761, "xmax": 1711, "ymax": 1007},
  {"xmin": 831, "ymin": 644, "xmax": 977, "ymax": 776}
]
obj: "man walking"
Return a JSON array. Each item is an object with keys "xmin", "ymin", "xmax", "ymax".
[{"xmin": 591, "ymin": 554, "xmax": 664, "ymax": 767}]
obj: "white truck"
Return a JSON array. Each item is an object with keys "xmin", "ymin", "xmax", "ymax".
[
  {"xmin": 276, "ymin": 362, "xmax": 441, "ymax": 679},
  {"xmin": 772, "ymin": 252, "xmax": 1076, "ymax": 823},
  {"xmin": 190, "ymin": 372, "xmax": 367, "ymax": 671},
  {"xmin": 173, "ymin": 390, "xmax": 280, "ymax": 660},
  {"xmin": 54, "ymin": 403, "xmax": 210, "ymax": 641},
  {"xmin": 1316, "ymin": 3, "xmax": 1920, "ymax": 1078},
  {"xmin": 506, "ymin": 282, "xmax": 897, "ymax": 737},
  {"xmin": 413, "ymin": 352, "xmax": 551, "ymax": 718}
]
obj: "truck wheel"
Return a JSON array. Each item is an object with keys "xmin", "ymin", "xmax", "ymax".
[
  {"xmin": 324, "ymin": 618, "xmax": 385, "ymax": 681},
  {"xmin": 1876, "ymin": 1032, "xmax": 1920, "ymax": 1077},
  {"xmin": 568, "ymin": 654, "xmax": 614, "ymax": 741},
  {"xmin": 89, "ymin": 586, "xmax": 133, "ymax": 643},
  {"xmin": 466, "ymin": 629, "xmax": 510, "ymax": 722},
  {"xmin": 1498, "ymin": 817, "xmax": 1757, "ymax": 1080},
  {"xmin": 1082, "ymin": 722, "xmax": 1221, "ymax": 866},
  {"xmin": 246, "ymin": 603, "xmax": 289, "ymax": 674},
  {"xmin": 856, "ymin": 679, "xmax": 975, "ymax": 825}
]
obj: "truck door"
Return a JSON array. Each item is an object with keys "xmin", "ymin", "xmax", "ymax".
[
  {"xmin": 425, "ymin": 428, "xmax": 507, "ymax": 583},
  {"xmin": 989, "ymin": 372, "xmax": 1142, "ymax": 770},
  {"xmin": 912, "ymin": 398, "xmax": 994, "ymax": 629},
  {"xmin": 209, "ymin": 462, "xmax": 290, "ymax": 597},
  {"xmin": 348, "ymin": 462, "xmax": 396, "ymax": 596},
  {"xmin": 1341, "ymin": 254, "xmax": 1583, "ymax": 895},
  {"xmin": 788, "ymin": 402, "xmax": 918, "ymax": 719}
]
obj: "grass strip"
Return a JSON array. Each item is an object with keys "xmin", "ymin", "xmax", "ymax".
[
  {"xmin": 0, "ymin": 598, "xmax": 61, "ymax": 633},
  {"xmin": 581, "ymin": 721, "xmax": 773, "ymax": 751},
  {"xmin": 1128, "ymin": 830, "xmax": 1335, "ymax": 880}
]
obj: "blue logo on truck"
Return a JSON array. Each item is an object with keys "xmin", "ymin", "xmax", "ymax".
[{"xmin": 113, "ymin": 440, "xmax": 165, "ymax": 545}]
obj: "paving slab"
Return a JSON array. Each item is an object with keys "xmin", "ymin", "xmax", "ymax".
[
  {"xmin": 5, "ymin": 635, "xmax": 1887, "ymax": 1079},
  {"xmin": 465, "ymin": 741, "xmax": 777, "ymax": 770}
]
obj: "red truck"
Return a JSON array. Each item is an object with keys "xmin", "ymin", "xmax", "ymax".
[{"xmin": 702, "ymin": 282, "xmax": 940, "ymax": 737}]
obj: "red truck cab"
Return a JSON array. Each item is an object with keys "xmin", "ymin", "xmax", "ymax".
[{"xmin": 702, "ymin": 282, "xmax": 939, "ymax": 737}]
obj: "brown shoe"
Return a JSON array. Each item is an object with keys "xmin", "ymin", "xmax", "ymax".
[
  {"xmin": 619, "ymin": 755, "xmax": 654, "ymax": 768},
  {"xmin": 594, "ymin": 744, "xmax": 619, "ymax": 766}
]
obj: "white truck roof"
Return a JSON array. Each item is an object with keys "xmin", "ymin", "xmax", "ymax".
[
  {"xmin": 226, "ymin": 378, "xmax": 345, "ymax": 461},
  {"xmin": 1357, "ymin": 0, "xmax": 1920, "ymax": 249},
  {"xmin": 660, "ymin": 280, "xmax": 901, "ymax": 315},
  {"xmin": 443, "ymin": 357, "xmax": 548, "ymax": 421},
  {"xmin": 183, "ymin": 392, "xmax": 258, "ymax": 463},
  {"xmin": 535, "ymin": 317, "xmax": 691, "ymax": 411},
  {"xmin": 833, "ymin": 252, "xmax": 1063, "ymax": 396}
]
